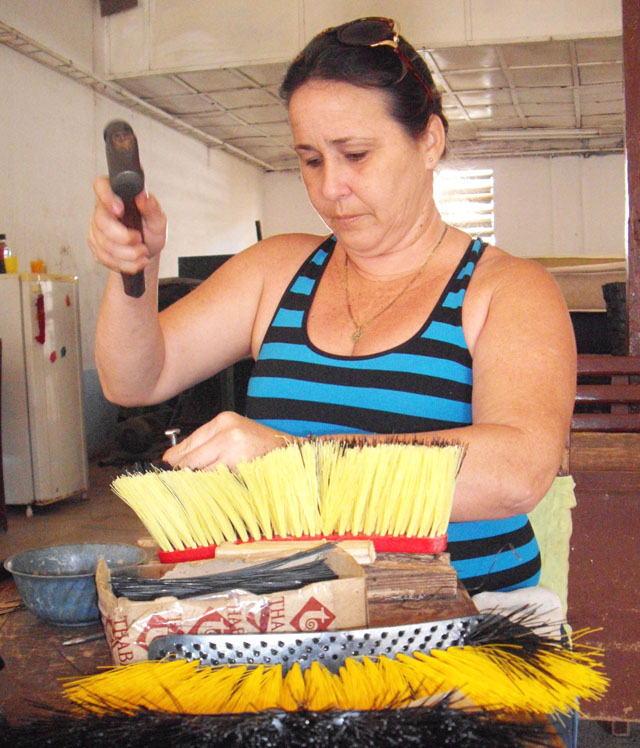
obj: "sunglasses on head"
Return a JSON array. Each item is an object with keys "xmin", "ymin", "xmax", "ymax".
[{"xmin": 335, "ymin": 17, "xmax": 434, "ymax": 103}]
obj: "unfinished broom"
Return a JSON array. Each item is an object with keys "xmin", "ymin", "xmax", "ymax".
[
  {"xmin": 111, "ymin": 438, "xmax": 465, "ymax": 562},
  {"xmin": 60, "ymin": 611, "xmax": 607, "ymax": 717}
]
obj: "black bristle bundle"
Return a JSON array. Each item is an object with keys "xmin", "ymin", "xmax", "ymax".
[
  {"xmin": 0, "ymin": 701, "xmax": 555, "ymax": 748},
  {"xmin": 465, "ymin": 606, "xmax": 561, "ymax": 658},
  {"xmin": 111, "ymin": 544, "xmax": 339, "ymax": 600}
]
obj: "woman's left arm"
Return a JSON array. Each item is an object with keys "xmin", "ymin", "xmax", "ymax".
[{"xmin": 431, "ymin": 254, "xmax": 577, "ymax": 522}]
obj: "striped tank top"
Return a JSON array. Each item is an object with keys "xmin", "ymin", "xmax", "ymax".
[{"xmin": 245, "ymin": 235, "xmax": 541, "ymax": 593}]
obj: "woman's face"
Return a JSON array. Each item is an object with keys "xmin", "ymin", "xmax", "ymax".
[{"xmin": 288, "ymin": 79, "xmax": 437, "ymax": 258}]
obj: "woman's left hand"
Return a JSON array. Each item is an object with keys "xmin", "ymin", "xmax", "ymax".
[{"xmin": 162, "ymin": 411, "xmax": 293, "ymax": 470}]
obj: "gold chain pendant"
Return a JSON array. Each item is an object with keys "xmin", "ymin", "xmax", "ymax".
[{"xmin": 343, "ymin": 224, "xmax": 449, "ymax": 350}]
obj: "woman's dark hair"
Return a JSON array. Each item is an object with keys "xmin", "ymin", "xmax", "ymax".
[{"xmin": 279, "ymin": 21, "xmax": 448, "ymax": 140}]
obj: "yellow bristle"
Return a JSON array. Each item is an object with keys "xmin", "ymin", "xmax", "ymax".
[
  {"xmin": 278, "ymin": 662, "xmax": 305, "ymax": 710},
  {"xmin": 359, "ymin": 445, "xmax": 395, "ymax": 535},
  {"xmin": 239, "ymin": 442, "xmax": 321, "ymax": 538},
  {"xmin": 111, "ymin": 438, "xmax": 465, "ymax": 552},
  {"xmin": 201, "ymin": 466, "xmax": 262, "ymax": 540},
  {"xmin": 250, "ymin": 665, "xmax": 287, "ymax": 712},
  {"xmin": 325, "ymin": 665, "xmax": 350, "ymax": 709},
  {"xmin": 394, "ymin": 652, "xmax": 444, "ymax": 698},
  {"xmin": 374, "ymin": 446, "xmax": 411, "ymax": 536},
  {"xmin": 341, "ymin": 449, "xmax": 376, "ymax": 535},
  {"xmin": 376, "ymin": 655, "xmax": 416, "ymax": 705},
  {"xmin": 303, "ymin": 661, "xmax": 340, "ymax": 711},
  {"xmin": 235, "ymin": 460, "xmax": 276, "ymax": 539},
  {"xmin": 111, "ymin": 473, "xmax": 190, "ymax": 551},
  {"xmin": 63, "ymin": 632, "xmax": 608, "ymax": 717},
  {"xmin": 429, "ymin": 445, "xmax": 464, "ymax": 536},
  {"xmin": 317, "ymin": 441, "xmax": 351, "ymax": 535},
  {"xmin": 408, "ymin": 641, "xmax": 608, "ymax": 715},
  {"xmin": 337, "ymin": 657, "xmax": 378, "ymax": 710},
  {"xmin": 361, "ymin": 656, "xmax": 394, "ymax": 709},
  {"xmin": 64, "ymin": 660, "xmax": 189, "ymax": 714},
  {"xmin": 220, "ymin": 664, "xmax": 267, "ymax": 713},
  {"xmin": 298, "ymin": 441, "xmax": 323, "ymax": 536},
  {"xmin": 158, "ymin": 470, "xmax": 232, "ymax": 546},
  {"xmin": 388, "ymin": 448, "xmax": 422, "ymax": 536},
  {"xmin": 179, "ymin": 468, "xmax": 251, "ymax": 542}
]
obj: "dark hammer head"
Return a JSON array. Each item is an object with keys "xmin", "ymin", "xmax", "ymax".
[{"xmin": 104, "ymin": 120, "xmax": 145, "ymax": 201}]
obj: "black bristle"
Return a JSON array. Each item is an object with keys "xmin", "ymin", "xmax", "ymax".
[
  {"xmin": 465, "ymin": 606, "xmax": 562, "ymax": 659},
  {"xmin": 111, "ymin": 543, "xmax": 339, "ymax": 600},
  {"xmin": 0, "ymin": 701, "xmax": 555, "ymax": 748},
  {"xmin": 128, "ymin": 460, "xmax": 173, "ymax": 475}
]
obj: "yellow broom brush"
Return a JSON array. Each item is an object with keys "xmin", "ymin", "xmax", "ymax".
[
  {"xmin": 61, "ymin": 624, "xmax": 608, "ymax": 717},
  {"xmin": 110, "ymin": 438, "xmax": 465, "ymax": 563}
]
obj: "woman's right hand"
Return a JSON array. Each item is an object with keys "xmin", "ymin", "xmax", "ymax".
[{"xmin": 87, "ymin": 176, "xmax": 167, "ymax": 275}]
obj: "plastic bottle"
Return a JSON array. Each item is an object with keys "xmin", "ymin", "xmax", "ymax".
[{"xmin": 0, "ymin": 234, "xmax": 6, "ymax": 273}]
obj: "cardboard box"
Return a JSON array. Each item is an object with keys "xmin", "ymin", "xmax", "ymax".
[{"xmin": 96, "ymin": 546, "xmax": 367, "ymax": 665}]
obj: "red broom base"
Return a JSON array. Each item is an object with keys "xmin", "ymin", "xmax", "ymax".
[{"xmin": 156, "ymin": 533, "xmax": 448, "ymax": 563}]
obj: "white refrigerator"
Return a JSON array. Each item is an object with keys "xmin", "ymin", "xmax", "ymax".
[{"xmin": 0, "ymin": 273, "xmax": 88, "ymax": 511}]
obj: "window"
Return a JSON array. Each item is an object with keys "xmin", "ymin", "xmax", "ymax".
[{"xmin": 433, "ymin": 167, "xmax": 495, "ymax": 244}]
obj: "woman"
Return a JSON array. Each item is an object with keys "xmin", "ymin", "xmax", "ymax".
[{"xmin": 88, "ymin": 18, "xmax": 576, "ymax": 594}]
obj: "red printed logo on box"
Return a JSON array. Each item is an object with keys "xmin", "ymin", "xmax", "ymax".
[
  {"xmin": 246, "ymin": 603, "xmax": 271, "ymax": 633},
  {"xmin": 135, "ymin": 613, "xmax": 183, "ymax": 651},
  {"xmin": 188, "ymin": 609, "xmax": 236, "ymax": 635},
  {"xmin": 289, "ymin": 597, "xmax": 335, "ymax": 632}
]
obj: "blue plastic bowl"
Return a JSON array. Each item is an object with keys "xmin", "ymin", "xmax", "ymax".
[{"xmin": 4, "ymin": 543, "xmax": 147, "ymax": 626}]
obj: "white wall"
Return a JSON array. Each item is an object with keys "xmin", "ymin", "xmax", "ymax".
[
  {"xmin": 263, "ymin": 153, "xmax": 626, "ymax": 258},
  {"xmin": 493, "ymin": 154, "xmax": 626, "ymax": 257},
  {"xmin": 261, "ymin": 171, "xmax": 328, "ymax": 237}
]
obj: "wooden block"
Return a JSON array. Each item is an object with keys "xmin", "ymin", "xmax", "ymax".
[
  {"xmin": 363, "ymin": 552, "xmax": 473, "ymax": 627},
  {"xmin": 364, "ymin": 552, "xmax": 458, "ymax": 601},
  {"xmin": 367, "ymin": 580, "xmax": 477, "ymax": 627},
  {"xmin": 214, "ymin": 539, "xmax": 376, "ymax": 565}
]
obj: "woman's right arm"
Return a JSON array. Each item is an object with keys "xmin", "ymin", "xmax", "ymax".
[
  {"xmin": 89, "ymin": 175, "xmax": 265, "ymax": 407},
  {"xmin": 90, "ymin": 175, "xmax": 266, "ymax": 407},
  {"xmin": 88, "ymin": 176, "xmax": 320, "ymax": 411},
  {"xmin": 89, "ymin": 176, "xmax": 169, "ymax": 406}
]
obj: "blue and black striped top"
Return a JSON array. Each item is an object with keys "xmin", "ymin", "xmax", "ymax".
[{"xmin": 245, "ymin": 236, "xmax": 541, "ymax": 593}]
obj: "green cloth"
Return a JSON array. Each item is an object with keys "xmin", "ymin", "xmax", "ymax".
[{"xmin": 527, "ymin": 475, "xmax": 577, "ymax": 616}]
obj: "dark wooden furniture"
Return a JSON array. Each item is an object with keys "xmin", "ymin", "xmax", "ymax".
[
  {"xmin": 568, "ymin": 354, "xmax": 640, "ymax": 727},
  {"xmin": 573, "ymin": 354, "xmax": 640, "ymax": 433},
  {"xmin": 571, "ymin": 354, "xmax": 640, "ymax": 491}
]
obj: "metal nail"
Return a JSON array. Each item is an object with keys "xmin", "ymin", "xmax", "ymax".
[
  {"xmin": 165, "ymin": 428, "xmax": 181, "ymax": 446},
  {"xmin": 62, "ymin": 630, "xmax": 105, "ymax": 646}
]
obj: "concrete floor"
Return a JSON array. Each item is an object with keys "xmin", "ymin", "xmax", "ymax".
[
  {"xmin": 0, "ymin": 459, "xmax": 147, "ymax": 561},
  {"xmin": 1, "ymin": 458, "xmax": 638, "ymax": 746}
]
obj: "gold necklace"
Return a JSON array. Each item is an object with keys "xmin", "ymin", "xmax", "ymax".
[{"xmin": 344, "ymin": 224, "xmax": 448, "ymax": 350}]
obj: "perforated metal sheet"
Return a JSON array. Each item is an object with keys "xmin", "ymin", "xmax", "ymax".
[{"xmin": 147, "ymin": 613, "xmax": 487, "ymax": 673}]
